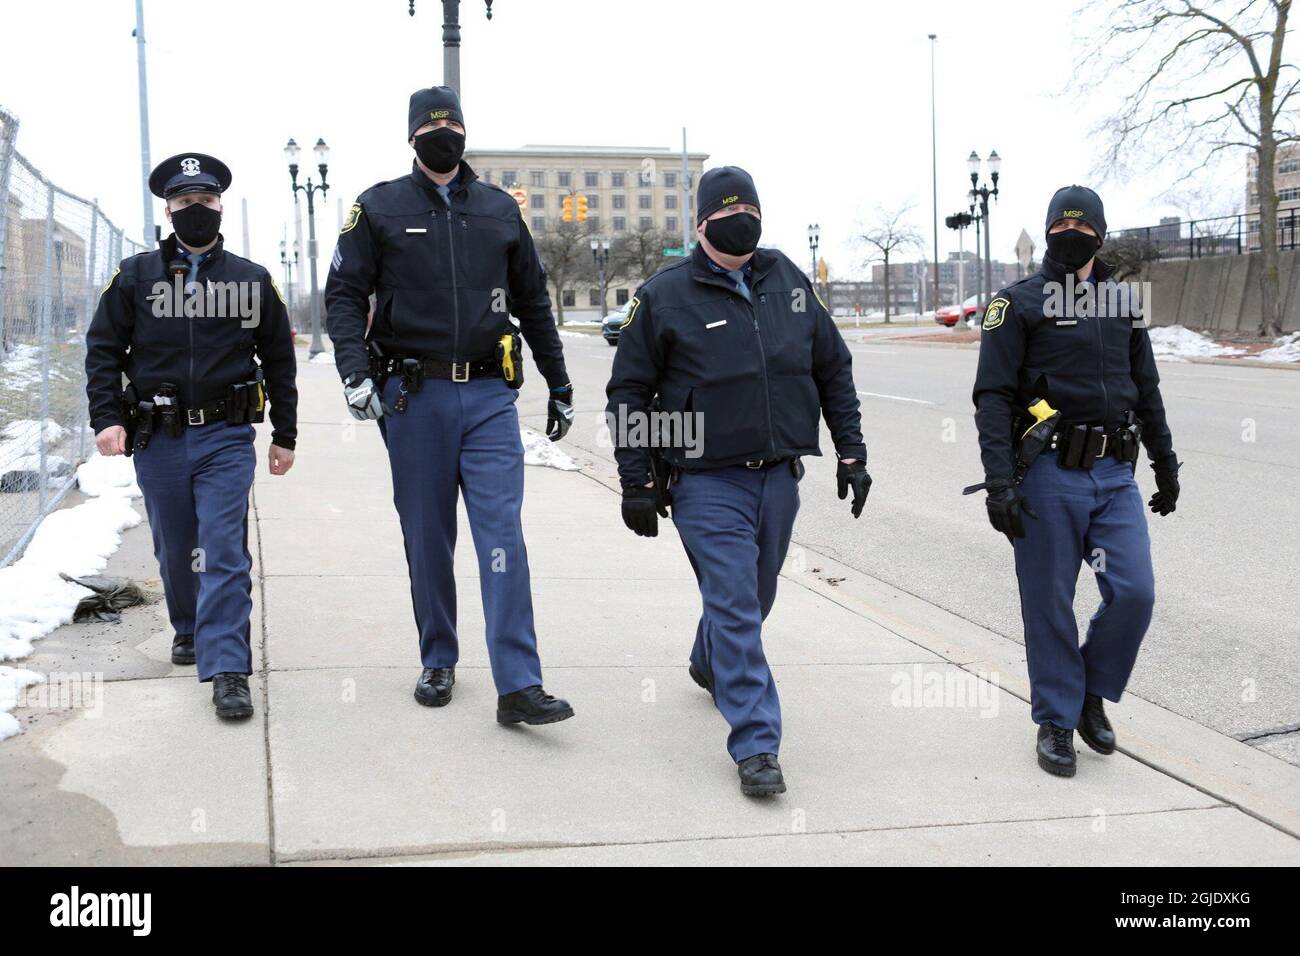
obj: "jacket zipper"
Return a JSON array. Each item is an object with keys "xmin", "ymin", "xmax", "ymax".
[
  {"xmin": 1093, "ymin": 298, "xmax": 1109, "ymax": 423},
  {"xmin": 748, "ymin": 291, "xmax": 776, "ymax": 456},
  {"xmin": 443, "ymin": 198, "xmax": 460, "ymax": 361}
]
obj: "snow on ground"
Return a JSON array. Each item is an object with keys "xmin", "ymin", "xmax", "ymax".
[
  {"xmin": 309, "ymin": 351, "xmax": 336, "ymax": 364},
  {"xmin": 0, "ymin": 419, "xmax": 69, "ymax": 471},
  {"xmin": 0, "ymin": 453, "xmax": 141, "ymax": 740},
  {"xmin": 558, "ymin": 330, "xmax": 592, "ymax": 339},
  {"xmin": 0, "ymin": 343, "xmax": 42, "ymax": 388},
  {"xmin": 521, "ymin": 427, "xmax": 578, "ymax": 471},
  {"xmin": 1147, "ymin": 325, "xmax": 1246, "ymax": 361},
  {"xmin": 1251, "ymin": 331, "xmax": 1300, "ymax": 363}
]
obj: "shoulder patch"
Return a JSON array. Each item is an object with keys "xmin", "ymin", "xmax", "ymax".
[
  {"xmin": 982, "ymin": 296, "xmax": 1010, "ymax": 331},
  {"xmin": 340, "ymin": 203, "xmax": 362, "ymax": 235},
  {"xmin": 98, "ymin": 267, "xmax": 121, "ymax": 298},
  {"xmin": 621, "ymin": 295, "xmax": 641, "ymax": 329},
  {"xmin": 269, "ymin": 277, "xmax": 287, "ymax": 306}
]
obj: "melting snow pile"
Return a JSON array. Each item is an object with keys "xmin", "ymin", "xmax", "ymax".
[
  {"xmin": 1251, "ymin": 331, "xmax": 1300, "ymax": 363},
  {"xmin": 521, "ymin": 427, "xmax": 578, "ymax": 471},
  {"xmin": 309, "ymin": 351, "xmax": 336, "ymax": 364},
  {"xmin": 1147, "ymin": 325, "xmax": 1245, "ymax": 360}
]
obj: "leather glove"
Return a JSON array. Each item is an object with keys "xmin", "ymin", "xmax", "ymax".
[
  {"xmin": 1149, "ymin": 457, "xmax": 1180, "ymax": 516},
  {"xmin": 836, "ymin": 459, "xmax": 872, "ymax": 519},
  {"xmin": 343, "ymin": 374, "xmax": 385, "ymax": 421},
  {"xmin": 621, "ymin": 484, "xmax": 666, "ymax": 537},
  {"xmin": 547, "ymin": 384, "xmax": 574, "ymax": 441},
  {"xmin": 984, "ymin": 478, "xmax": 1037, "ymax": 539}
]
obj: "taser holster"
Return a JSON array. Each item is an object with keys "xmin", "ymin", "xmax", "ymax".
[
  {"xmin": 497, "ymin": 331, "xmax": 524, "ymax": 390},
  {"xmin": 1012, "ymin": 399, "xmax": 1061, "ymax": 484}
]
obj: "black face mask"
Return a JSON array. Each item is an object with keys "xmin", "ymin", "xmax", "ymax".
[
  {"xmin": 704, "ymin": 212, "xmax": 762, "ymax": 256},
  {"xmin": 414, "ymin": 127, "xmax": 465, "ymax": 174},
  {"xmin": 1046, "ymin": 227, "xmax": 1101, "ymax": 269},
  {"xmin": 170, "ymin": 202, "xmax": 222, "ymax": 248}
]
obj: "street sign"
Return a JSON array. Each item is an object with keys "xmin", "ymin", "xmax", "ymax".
[
  {"xmin": 511, "ymin": 188, "xmax": 527, "ymax": 208},
  {"xmin": 663, "ymin": 242, "xmax": 696, "ymax": 257}
]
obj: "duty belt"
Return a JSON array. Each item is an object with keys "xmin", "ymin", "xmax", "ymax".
[
  {"xmin": 1048, "ymin": 421, "xmax": 1141, "ymax": 469},
  {"xmin": 373, "ymin": 354, "xmax": 501, "ymax": 384}
]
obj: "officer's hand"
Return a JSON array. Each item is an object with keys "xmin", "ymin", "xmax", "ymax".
[
  {"xmin": 547, "ymin": 384, "xmax": 575, "ymax": 441},
  {"xmin": 984, "ymin": 478, "xmax": 1037, "ymax": 539},
  {"xmin": 1149, "ymin": 458, "xmax": 1180, "ymax": 516},
  {"xmin": 836, "ymin": 459, "xmax": 872, "ymax": 519},
  {"xmin": 95, "ymin": 426, "xmax": 128, "ymax": 457},
  {"xmin": 621, "ymin": 484, "xmax": 663, "ymax": 537},
  {"xmin": 343, "ymin": 374, "xmax": 385, "ymax": 421},
  {"xmin": 269, "ymin": 445, "xmax": 295, "ymax": 476}
]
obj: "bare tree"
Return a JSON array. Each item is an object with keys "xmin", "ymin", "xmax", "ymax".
[
  {"xmin": 1099, "ymin": 235, "xmax": 1164, "ymax": 280},
  {"xmin": 854, "ymin": 203, "xmax": 922, "ymax": 323},
  {"xmin": 611, "ymin": 224, "xmax": 677, "ymax": 286},
  {"xmin": 534, "ymin": 220, "xmax": 591, "ymax": 326},
  {"xmin": 1090, "ymin": 0, "xmax": 1297, "ymax": 337}
]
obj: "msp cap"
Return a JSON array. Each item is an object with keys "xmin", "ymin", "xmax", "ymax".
[
  {"xmin": 149, "ymin": 153, "xmax": 231, "ymax": 199},
  {"xmin": 696, "ymin": 166, "xmax": 761, "ymax": 225},
  {"xmin": 408, "ymin": 86, "xmax": 465, "ymax": 139},
  {"xmin": 1045, "ymin": 185, "xmax": 1106, "ymax": 240}
]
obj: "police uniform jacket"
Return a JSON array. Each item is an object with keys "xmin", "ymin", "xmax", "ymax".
[
  {"xmin": 606, "ymin": 244, "xmax": 866, "ymax": 487},
  {"xmin": 85, "ymin": 235, "xmax": 299, "ymax": 449},
  {"xmin": 323, "ymin": 160, "xmax": 568, "ymax": 388},
  {"xmin": 972, "ymin": 253, "xmax": 1174, "ymax": 483}
]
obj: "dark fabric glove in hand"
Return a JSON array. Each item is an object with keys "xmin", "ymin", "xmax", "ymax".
[
  {"xmin": 836, "ymin": 459, "xmax": 872, "ymax": 519},
  {"xmin": 547, "ymin": 384, "xmax": 574, "ymax": 441},
  {"xmin": 621, "ymin": 484, "xmax": 665, "ymax": 537},
  {"xmin": 984, "ymin": 478, "xmax": 1037, "ymax": 539},
  {"xmin": 1149, "ymin": 457, "xmax": 1180, "ymax": 516}
]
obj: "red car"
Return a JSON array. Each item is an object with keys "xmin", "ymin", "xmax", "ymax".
[{"xmin": 935, "ymin": 295, "xmax": 980, "ymax": 327}]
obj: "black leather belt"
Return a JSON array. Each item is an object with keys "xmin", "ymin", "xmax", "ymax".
[
  {"xmin": 744, "ymin": 457, "xmax": 792, "ymax": 470},
  {"xmin": 376, "ymin": 355, "xmax": 501, "ymax": 383}
]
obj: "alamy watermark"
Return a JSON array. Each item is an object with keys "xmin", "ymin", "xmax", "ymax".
[
  {"xmin": 1043, "ymin": 274, "xmax": 1152, "ymax": 326},
  {"xmin": 147, "ymin": 276, "xmax": 261, "ymax": 328},
  {"xmin": 601, "ymin": 404, "xmax": 704, "ymax": 459}
]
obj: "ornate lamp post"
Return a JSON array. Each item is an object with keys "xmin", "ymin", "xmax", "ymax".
[
  {"xmin": 286, "ymin": 137, "xmax": 329, "ymax": 357},
  {"xmin": 407, "ymin": 1, "xmax": 495, "ymax": 94},
  {"xmin": 279, "ymin": 237, "xmax": 299, "ymax": 331},
  {"xmin": 590, "ymin": 236, "xmax": 610, "ymax": 319},
  {"xmin": 968, "ymin": 149, "xmax": 1001, "ymax": 308}
]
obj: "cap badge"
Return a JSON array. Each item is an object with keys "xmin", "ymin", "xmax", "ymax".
[{"xmin": 180, "ymin": 157, "xmax": 202, "ymax": 177}]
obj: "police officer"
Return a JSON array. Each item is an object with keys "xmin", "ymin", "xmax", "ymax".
[
  {"xmin": 971, "ymin": 185, "xmax": 1179, "ymax": 777},
  {"xmin": 86, "ymin": 152, "xmax": 298, "ymax": 720},
  {"xmin": 606, "ymin": 166, "xmax": 870, "ymax": 796},
  {"xmin": 324, "ymin": 86, "xmax": 575, "ymax": 725}
]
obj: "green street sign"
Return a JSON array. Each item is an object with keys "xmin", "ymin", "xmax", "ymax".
[{"xmin": 663, "ymin": 248, "xmax": 684, "ymax": 256}]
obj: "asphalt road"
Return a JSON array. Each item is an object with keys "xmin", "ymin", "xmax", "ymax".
[{"xmin": 550, "ymin": 326, "xmax": 1300, "ymax": 767}]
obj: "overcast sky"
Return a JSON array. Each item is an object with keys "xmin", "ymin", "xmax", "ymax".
[{"xmin": 0, "ymin": 0, "xmax": 1247, "ymax": 289}]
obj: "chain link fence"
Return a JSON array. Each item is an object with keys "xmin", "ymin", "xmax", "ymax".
[{"xmin": 0, "ymin": 108, "xmax": 146, "ymax": 566}]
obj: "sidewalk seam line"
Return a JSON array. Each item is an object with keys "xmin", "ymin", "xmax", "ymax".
[{"xmin": 251, "ymin": 483, "xmax": 277, "ymax": 866}]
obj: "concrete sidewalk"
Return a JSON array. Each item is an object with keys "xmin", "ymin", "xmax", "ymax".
[{"xmin": 3, "ymin": 345, "xmax": 1299, "ymax": 866}]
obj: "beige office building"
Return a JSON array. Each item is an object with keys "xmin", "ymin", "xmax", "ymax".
[{"xmin": 1246, "ymin": 143, "xmax": 1300, "ymax": 250}]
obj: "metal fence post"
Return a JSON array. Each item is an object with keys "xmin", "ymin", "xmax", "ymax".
[
  {"xmin": 37, "ymin": 184, "xmax": 54, "ymax": 514},
  {"xmin": 0, "ymin": 108, "xmax": 19, "ymax": 356}
]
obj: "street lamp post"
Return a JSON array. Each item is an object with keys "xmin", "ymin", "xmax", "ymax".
[
  {"xmin": 807, "ymin": 223, "xmax": 820, "ymax": 282},
  {"xmin": 279, "ymin": 237, "xmax": 299, "ymax": 332},
  {"xmin": 968, "ymin": 150, "xmax": 1001, "ymax": 309},
  {"xmin": 590, "ymin": 236, "xmax": 610, "ymax": 319},
  {"xmin": 407, "ymin": 1, "xmax": 495, "ymax": 94},
  {"xmin": 286, "ymin": 137, "xmax": 330, "ymax": 357},
  {"xmin": 968, "ymin": 191, "xmax": 983, "ymax": 308}
]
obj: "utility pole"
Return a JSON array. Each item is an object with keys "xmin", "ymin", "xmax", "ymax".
[
  {"xmin": 681, "ymin": 127, "xmax": 691, "ymax": 256},
  {"xmin": 928, "ymin": 33, "xmax": 940, "ymax": 315},
  {"xmin": 241, "ymin": 197, "xmax": 251, "ymax": 258},
  {"xmin": 133, "ymin": 0, "xmax": 154, "ymax": 248}
]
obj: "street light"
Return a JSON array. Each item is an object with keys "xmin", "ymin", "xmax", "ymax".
[
  {"xmin": 807, "ymin": 223, "xmax": 820, "ymax": 281},
  {"xmin": 969, "ymin": 150, "xmax": 1000, "ymax": 311},
  {"xmin": 590, "ymin": 236, "xmax": 611, "ymax": 319},
  {"xmin": 286, "ymin": 137, "xmax": 330, "ymax": 357},
  {"xmin": 406, "ymin": 1, "xmax": 495, "ymax": 95},
  {"xmin": 279, "ymin": 237, "xmax": 300, "ymax": 330}
]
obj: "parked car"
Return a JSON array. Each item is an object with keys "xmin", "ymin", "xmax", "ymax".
[
  {"xmin": 935, "ymin": 293, "xmax": 981, "ymax": 328},
  {"xmin": 601, "ymin": 305, "xmax": 630, "ymax": 345}
]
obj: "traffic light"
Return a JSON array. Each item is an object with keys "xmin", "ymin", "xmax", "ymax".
[
  {"xmin": 576, "ymin": 195, "xmax": 588, "ymax": 223},
  {"xmin": 562, "ymin": 195, "xmax": 574, "ymax": 223}
]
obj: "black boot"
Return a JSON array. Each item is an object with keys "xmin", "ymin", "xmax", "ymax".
[
  {"xmin": 737, "ymin": 753, "xmax": 786, "ymax": 796},
  {"xmin": 171, "ymin": 633, "xmax": 195, "ymax": 665},
  {"xmin": 1078, "ymin": 694, "xmax": 1116, "ymax": 755},
  {"xmin": 212, "ymin": 673, "xmax": 253, "ymax": 720},
  {"xmin": 1036, "ymin": 723, "xmax": 1077, "ymax": 777},
  {"xmin": 688, "ymin": 662, "xmax": 712, "ymax": 694},
  {"xmin": 496, "ymin": 685, "xmax": 574, "ymax": 725},
  {"xmin": 414, "ymin": 666, "xmax": 455, "ymax": 707}
]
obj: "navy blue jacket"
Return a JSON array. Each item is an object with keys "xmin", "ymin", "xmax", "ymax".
[
  {"xmin": 324, "ymin": 160, "xmax": 568, "ymax": 388},
  {"xmin": 606, "ymin": 244, "xmax": 866, "ymax": 487},
  {"xmin": 972, "ymin": 254, "xmax": 1175, "ymax": 482}
]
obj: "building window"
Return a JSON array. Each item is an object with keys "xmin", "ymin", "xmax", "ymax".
[
  {"xmin": 665, "ymin": 216, "xmax": 678, "ymax": 233},
  {"xmin": 482, "ymin": 170, "xmax": 493, "ymax": 183},
  {"xmin": 587, "ymin": 215, "xmax": 600, "ymax": 232},
  {"xmin": 638, "ymin": 194, "xmax": 652, "ymax": 210},
  {"xmin": 1280, "ymin": 159, "xmax": 1300, "ymax": 175},
  {"xmin": 615, "ymin": 288, "xmax": 629, "ymax": 305},
  {"xmin": 585, "ymin": 171, "xmax": 599, "ymax": 188},
  {"xmin": 639, "ymin": 216, "xmax": 652, "ymax": 230},
  {"xmin": 562, "ymin": 289, "xmax": 576, "ymax": 307},
  {"xmin": 530, "ymin": 171, "xmax": 545, "ymax": 187},
  {"xmin": 502, "ymin": 170, "xmax": 517, "ymax": 185},
  {"xmin": 613, "ymin": 216, "xmax": 626, "ymax": 232},
  {"xmin": 611, "ymin": 172, "xmax": 625, "ymax": 188},
  {"xmin": 589, "ymin": 288, "xmax": 602, "ymax": 307},
  {"xmin": 532, "ymin": 215, "xmax": 546, "ymax": 232},
  {"xmin": 585, "ymin": 193, "xmax": 599, "ymax": 209},
  {"xmin": 664, "ymin": 193, "xmax": 677, "ymax": 209},
  {"xmin": 612, "ymin": 194, "xmax": 626, "ymax": 210},
  {"xmin": 558, "ymin": 171, "xmax": 571, "ymax": 187},
  {"xmin": 664, "ymin": 172, "xmax": 677, "ymax": 188},
  {"xmin": 1280, "ymin": 187, "xmax": 1300, "ymax": 202},
  {"xmin": 530, "ymin": 194, "xmax": 545, "ymax": 209}
]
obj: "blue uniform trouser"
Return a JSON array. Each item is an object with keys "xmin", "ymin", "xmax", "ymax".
[
  {"xmin": 378, "ymin": 375, "xmax": 543, "ymax": 695},
  {"xmin": 670, "ymin": 462, "xmax": 800, "ymax": 762},
  {"xmin": 132, "ymin": 422, "xmax": 256, "ymax": 681},
  {"xmin": 1012, "ymin": 454, "xmax": 1155, "ymax": 728}
]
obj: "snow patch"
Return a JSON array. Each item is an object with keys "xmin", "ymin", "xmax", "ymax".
[
  {"xmin": 309, "ymin": 351, "xmax": 336, "ymax": 364},
  {"xmin": 1147, "ymin": 325, "xmax": 1245, "ymax": 360},
  {"xmin": 1251, "ymin": 330, "xmax": 1300, "ymax": 363},
  {"xmin": 521, "ymin": 427, "xmax": 578, "ymax": 471}
]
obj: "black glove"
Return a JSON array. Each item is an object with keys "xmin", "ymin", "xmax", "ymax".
[
  {"xmin": 547, "ymin": 384, "xmax": 574, "ymax": 441},
  {"xmin": 621, "ymin": 484, "xmax": 666, "ymax": 537},
  {"xmin": 1149, "ymin": 458, "xmax": 1180, "ymax": 516},
  {"xmin": 836, "ymin": 459, "xmax": 872, "ymax": 518},
  {"xmin": 984, "ymin": 478, "xmax": 1037, "ymax": 539}
]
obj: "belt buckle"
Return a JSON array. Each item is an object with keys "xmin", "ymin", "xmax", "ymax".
[
  {"xmin": 745, "ymin": 459, "xmax": 763, "ymax": 469},
  {"xmin": 187, "ymin": 408, "xmax": 205, "ymax": 426},
  {"xmin": 451, "ymin": 362, "xmax": 470, "ymax": 383},
  {"xmin": 1096, "ymin": 433, "xmax": 1108, "ymax": 458}
]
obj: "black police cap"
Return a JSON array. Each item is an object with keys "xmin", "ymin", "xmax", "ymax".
[
  {"xmin": 1046, "ymin": 185, "xmax": 1106, "ymax": 240},
  {"xmin": 696, "ymin": 166, "xmax": 761, "ymax": 225},
  {"xmin": 408, "ymin": 86, "xmax": 465, "ymax": 140},
  {"xmin": 149, "ymin": 152, "xmax": 232, "ymax": 199}
]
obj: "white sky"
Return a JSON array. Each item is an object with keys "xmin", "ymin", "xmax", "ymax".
[{"xmin": 0, "ymin": 0, "xmax": 1247, "ymax": 287}]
